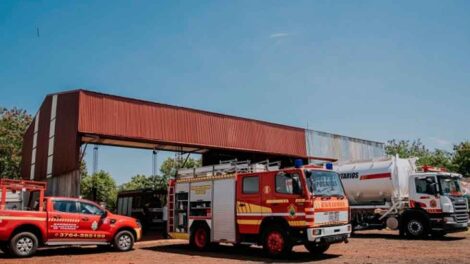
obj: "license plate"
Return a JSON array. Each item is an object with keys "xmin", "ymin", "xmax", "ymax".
[{"xmin": 328, "ymin": 212, "xmax": 339, "ymax": 222}]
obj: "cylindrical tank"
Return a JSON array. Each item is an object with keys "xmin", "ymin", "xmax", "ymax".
[{"xmin": 335, "ymin": 156, "xmax": 416, "ymax": 206}]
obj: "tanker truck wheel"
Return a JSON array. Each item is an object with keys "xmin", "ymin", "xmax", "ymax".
[
  {"xmin": 405, "ymin": 217, "xmax": 428, "ymax": 239},
  {"xmin": 304, "ymin": 242, "xmax": 330, "ymax": 255}
]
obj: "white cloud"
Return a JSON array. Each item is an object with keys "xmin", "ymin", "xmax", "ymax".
[{"xmin": 269, "ymin": 32, "xmax": 290, "ymax": 39}]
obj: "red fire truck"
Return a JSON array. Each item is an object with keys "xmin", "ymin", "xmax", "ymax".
[
  {"xmin": 0, "ymin": 179, "xmax": 142, "ymax": 258},
  {"xmin": 167, "ymin": 160, "xmax": 351, "ymax": 258}
]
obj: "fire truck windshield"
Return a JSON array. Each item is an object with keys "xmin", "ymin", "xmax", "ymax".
[
  {"xmin": 438, "ymin": 176, "xmax": 462, "ymax": 196},
  {"xmin": 305, "ymin": 170, "xmax": 345, "ymax": 197}
]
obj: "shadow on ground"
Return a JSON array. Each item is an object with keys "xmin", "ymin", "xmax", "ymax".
[
  {"xmin": 0, "ymin": 246, "xmax": 123, "ymax": 259},
  {"xmin": 352, "ymin": 232, "xmax": 466, "ymax": 241},
  {"xmin": 141, "ymin": 243, "xmax": 341, "ymax": 263}
]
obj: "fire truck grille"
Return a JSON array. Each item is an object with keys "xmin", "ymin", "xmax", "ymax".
[{"xmin": 452, "ymin": 200, "xmax": 469, "ymax": 224}]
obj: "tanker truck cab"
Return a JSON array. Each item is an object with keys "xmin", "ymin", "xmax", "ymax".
[{"xmin": 408, "ymin": 170, "xmax": 469, "ymax": 236}]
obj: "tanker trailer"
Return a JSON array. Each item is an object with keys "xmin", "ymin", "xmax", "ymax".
[{"xmin": 336, "ymin": 156, "xmax": 469, "ymax": 238}]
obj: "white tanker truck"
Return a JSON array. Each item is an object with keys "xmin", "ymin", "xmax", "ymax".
[{"xmin": 336, "ymin": 156, "xmax": 469, "ymax": 238}]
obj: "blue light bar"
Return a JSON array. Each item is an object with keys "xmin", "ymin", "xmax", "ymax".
[
  {"xmin": 325, "ymin": 163, "xmax": 333, "ymax": 170},
  {"xmin": 294, "ymin": 159, "xmax": 303, "ymax": 168}
]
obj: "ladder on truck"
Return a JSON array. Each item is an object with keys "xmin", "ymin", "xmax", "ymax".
[
  {"xmin": 175, "ymin": 159, "xmax": 281, "ymax": 179},
  {"xmin": 166, "ymin": 180, "xmax": 175, "ymax": 236},
  {"xmin": 166, "ymin": 159, "xmax": 280, "ymax": 235}
]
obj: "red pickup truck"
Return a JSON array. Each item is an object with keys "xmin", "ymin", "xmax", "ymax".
[{"xmin": 0, "ymin": 179, "xmax": 142, "ymax": 258}]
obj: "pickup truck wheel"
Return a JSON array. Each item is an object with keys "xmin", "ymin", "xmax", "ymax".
[
  {"xmin": 262, "ymin": 226, "xmax": 292, "ymax": 258},
  {"xmin": 113, "ymin": 231, "xmax": 134, "ymax": 252},
  {"xmin": 8, "ymin": 232, "xmax": 38, "ymax": 258},
  {"xmin": 305, "ymin": 242, "xmax": 330, "ymax": 255}
]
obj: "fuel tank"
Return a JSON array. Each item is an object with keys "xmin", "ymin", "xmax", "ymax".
[{"xmin": 335, "ymin": 156, "xmax": 416, "ymax": 206}]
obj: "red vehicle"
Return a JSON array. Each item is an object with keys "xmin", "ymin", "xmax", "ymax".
[
  {"xmin": 0, "ymin": 179, "xmax": 142, "ymax": 258},
  {"xmin": 168, "ymin": 160, "xmax": 350, "ymax": 258}
]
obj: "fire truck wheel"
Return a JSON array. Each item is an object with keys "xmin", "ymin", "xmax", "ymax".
[
  {"xmin": 190, "ymin": 225, "xmax": 210, "ymax": 251},
  {"xmin": 405, "ymin": 217, "xmax": 428, "ymax": 239},
  {"xmin": 262, "ymin": 226, "xmax": 292, "ymax": 258},
  {"xmin": 304, "ymin": 242, "xmax": 330, "ymax": 255},
  {"xmin": 113, "ymin": 230, "xmax": 135, "ymax": 252},
  {"xmin": 8, "ymin": 232, "xmax": 38, "ymax": 258}
]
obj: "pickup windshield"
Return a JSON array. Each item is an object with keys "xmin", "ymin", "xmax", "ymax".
[
  {"xmin": 305, "ymin": 170, "xmax": 345, "ymax": 196},
  {"xmin": 438, "ymin": 175, "xmax": 462, "ymax": 196}
]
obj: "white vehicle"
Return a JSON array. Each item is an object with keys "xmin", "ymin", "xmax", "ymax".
[{"xmin": 336, "ymin": 156, "xmax": 469, "ymax": 238}]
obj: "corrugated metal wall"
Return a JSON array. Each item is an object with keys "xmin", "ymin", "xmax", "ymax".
[
  {"xmin": 78, "ymin": 91, "xmax": 307, "ymax": 158},
  {"xmin": 34, "ymin": 96, "xmax": 52, "ymax": 180},
  {"xmin": 21, "ymin": 89, "xmax": 386, "ymax": 198},
  {"xmin": 305, "ymin": 130, "xmax": 385, "ymax": 162},
  {"xmin": 52, "ymin": 92, "xmax": 80, "ymax": 176}
]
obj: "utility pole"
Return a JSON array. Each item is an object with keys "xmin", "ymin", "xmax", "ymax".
[{"xmin": 92, "ymin": 145, "xmax": 99, "ymax": 201}]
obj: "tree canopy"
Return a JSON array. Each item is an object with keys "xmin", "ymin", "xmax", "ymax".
[
  {"xmin": 0, "ymin": 107, "xmax": 32, "ymax": 179},
  {"xmin": 452, "ymin": 141, "xmax": 470, "ymax": 177},
  {"xmin": 119, "ymin": 157, "xmax": 202, "ymax": 192},
  {"xmin": 80, "ymin": 170, "xmax": 118, "ymax": 210},
  {"xmin": 160, "ymin": 156, "xmax": 201, "ymax": 178},
  {"xmin": 385, "ymin": 139, "xmax": 470, "ymax": 176}
]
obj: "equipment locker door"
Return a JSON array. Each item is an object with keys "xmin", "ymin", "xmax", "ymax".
[
  {"xmin": 213, "ymin": 178, "xmax": 236, "ymax": 242},
  {"xmin": 236, "ymin": 174, "xmax": 262, "ymax": 234}
]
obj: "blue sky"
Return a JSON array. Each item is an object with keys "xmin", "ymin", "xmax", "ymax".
[{"xmin": 1, "ymin": 1, "xmax": 469, "ymax": 184}]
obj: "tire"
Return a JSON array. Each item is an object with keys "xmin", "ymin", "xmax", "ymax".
[
  {"xmin": 8, "ymin": 232, "xmax": 38, "ymax": 258},
  {"xmin": 113, "ymin": 230, "xmax": 135, "ymax": 252},
  {"xmin": 262, "ymin": 225, "xmax": 292, "ymax": 258},
  {"xmin": 190, "ymin": 225, "xmax": 210, "ymax": 251},
  {"xmin": 305, "ymin": 242, "xmax": 330, "ymax": 255},
  {"xmin": 404, "ymin": 217, "xmax": 428, "ymax": 239}
]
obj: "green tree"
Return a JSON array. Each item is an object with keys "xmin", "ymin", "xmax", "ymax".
[
  {"xmin": 81, "ymin": 170, "xmax": 118, "ymax": 210},
  {"xmin": 452, "ymin": 141, "xmax": 470, "ymax": 177},
  {"xmin": 119, "ymin": 157, "xmax": 202, "ymax": 192},
  {"xmin": 385, "ymin": 139, "xmax": 453, "ymax": 170},
  {"xmin": 160, "ymin": 156, "xmax": 201, "ymax": 178},
  {"xmin": 119, "ymin": 174, "xmax": 165, "ymax": 191},
  {"xmin": 0, "ymin": 107, "xmax": 32, "ymax": 178}
]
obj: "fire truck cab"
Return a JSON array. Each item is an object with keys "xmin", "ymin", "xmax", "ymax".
[{"xmin": 167, "ymin": 160, "xmax": 350, "ymax": 258}]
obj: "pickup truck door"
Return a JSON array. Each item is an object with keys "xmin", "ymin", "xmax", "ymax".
[
  {"xmin": 48, "ymin": 199, "xmax": 82, "ymax": 242},
  {"xmin": 77, "ymin": 201, "xmax": 112, "ymax": 241}
]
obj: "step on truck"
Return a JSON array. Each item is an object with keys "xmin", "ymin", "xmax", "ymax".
[
  {"xmin": 167, "ymin": 160, "xmax": 351, "ymax": 258},
  {"xmin": 336, "ymin": 156, "xmax": 469, "ymax": 238},
  {"xmin": 0, "ymin": 179, "xmax": 142, "ymax": 258}
]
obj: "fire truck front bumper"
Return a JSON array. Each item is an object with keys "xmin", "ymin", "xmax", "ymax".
[{"xmin": 307, "ymin": 224, "xmax": 351, "ymax": 243}]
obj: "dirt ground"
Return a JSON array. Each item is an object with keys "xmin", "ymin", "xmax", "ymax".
[{"xmin": 1, "ymin": 229, "xmax": 469, "ymax": 264}]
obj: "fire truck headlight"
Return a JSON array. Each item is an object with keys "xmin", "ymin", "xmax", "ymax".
[{"xmin": 313, "ymin": 229, "xmax": 322, "ymax": 236}]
